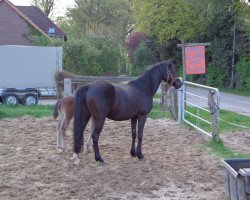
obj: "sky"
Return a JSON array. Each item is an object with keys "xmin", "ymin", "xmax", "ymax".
[{"xmin": 9, "ymin": 0, "xmax": 75, "ymax": 17}]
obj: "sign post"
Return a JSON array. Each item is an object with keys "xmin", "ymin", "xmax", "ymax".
[
  {"xmin": 177, "ymin": 42, "xmax": 210, "ymax": 81},
  {"xmin": 177, "ymin": 42, "xmax": 210, "ymax": 122}
]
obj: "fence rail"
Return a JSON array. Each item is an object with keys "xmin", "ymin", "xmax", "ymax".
[{"xmin": 178, "ymin": 81, "xmax": 220, "ymax": 140}]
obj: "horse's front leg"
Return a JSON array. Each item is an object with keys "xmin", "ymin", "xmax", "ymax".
[
  {"xmin": 136, "ymin": 115, "xmax": 147, "ymax": 160},
  {"xmin": 130, "ymin": 117, "xmax": 137, "ymax": 157}
]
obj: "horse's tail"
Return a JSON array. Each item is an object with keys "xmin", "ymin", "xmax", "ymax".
[
  {"xmin": 73, "ymin": 85, "xmax": 91, "ymax": 154},
  {"xmin": 53, "ymin": 99, "xmax": 61, "ymax": 119}
]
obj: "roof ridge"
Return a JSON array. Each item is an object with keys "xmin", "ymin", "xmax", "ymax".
[
  {"xmin": 1, "ymin": 0, "xmax": 48, "ymax": 38},
  {"xmin": 16, "ymin": 4, "xmax": 66, "ymax": 38}
]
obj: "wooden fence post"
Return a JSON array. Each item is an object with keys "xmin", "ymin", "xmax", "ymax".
[
  {"xmin": 178, "ymin": 86, "xmax": 183, "ymax": 123},
  {"xmin": 208, "ymin": 90, "xmax": 219, "ymax": 141},
  {"xmin": 171, "ymin": 89, "xmax": 178, "ymax": 120},
  {"xmin": 161, "ymin": 83, "xmax": 168, "ymax": 111},
  {"xmin": 64, "ymin": 78, "xmax": 72, "ymax": 96}
]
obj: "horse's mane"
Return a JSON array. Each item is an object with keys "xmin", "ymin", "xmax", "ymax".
[{"xmin": 129, "ymin": 60, "xmax": 170, "ymax": 96}]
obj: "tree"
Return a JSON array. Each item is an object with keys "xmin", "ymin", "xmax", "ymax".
[
  {"xmin": 204, "ymin": 0, "xmax": 250, "ymax": 88},
  {"xmin": 132, "ymin": 0, "xmax": 250, "ymax": 90},
  {"xmin": 133, "ymin": 42, "xmax": 155, "ymax": 75},
  {"xmin": 132, "ymin": 0, "xmax": 208, "ymax": 42},
  {"xmin": 31, "ymin": 0, "xmax": 55, "ymax": 17},
  {"xmin": 66, "ymin": 0, "xmax": 133, "ymax": 43},
  {"xmin": 124, "ymin": 32, "xmax": 147, "ymax": 63}
]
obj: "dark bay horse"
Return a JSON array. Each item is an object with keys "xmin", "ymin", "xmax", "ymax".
[{"xmin": 73, "ymin": 60, "xmax": 182, "ymax": 164}]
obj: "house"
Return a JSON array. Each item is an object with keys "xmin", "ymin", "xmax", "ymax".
[{"xmin": 0, "ymin": 0, "xmax": 67, "ymax": 46}]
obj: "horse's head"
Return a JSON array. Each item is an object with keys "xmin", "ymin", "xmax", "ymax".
[{"xmin": 162, "ymin": 61, "xmax": 182, "ymax": 89}]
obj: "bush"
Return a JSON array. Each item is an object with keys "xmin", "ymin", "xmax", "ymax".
[
  {"xmin": 206, "ymin": 63, "xmax": 228, "ymax": 87},
  {"xmin": 63, "ymin": 39, "xmax": 103, "ymax": 76},
  {"xmin": 236, "ymin": 57, "xmax": 250, "ymax": 91},
  {"xmin": 88, "ymin": 37, "xmax": 125, "ymax": 75}
]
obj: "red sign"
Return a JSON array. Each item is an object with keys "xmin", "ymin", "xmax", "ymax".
[{"xmin": 185, "ymin": 46, "xmax": 205, "ymax": 74}]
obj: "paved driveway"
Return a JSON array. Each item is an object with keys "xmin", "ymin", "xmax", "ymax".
[{"xmin": 186, "ymin": 86, "xmax": 250, "ymax": 116}]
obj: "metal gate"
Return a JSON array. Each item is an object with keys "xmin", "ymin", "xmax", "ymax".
[{"xmin": 178, "ymin": 81, "xmax": 220, "ymax": 139}]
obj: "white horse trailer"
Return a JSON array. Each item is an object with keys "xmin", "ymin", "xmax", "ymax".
[{"xmin": 0, "ymin": 45, "xmax": 62, "ymax": 105}]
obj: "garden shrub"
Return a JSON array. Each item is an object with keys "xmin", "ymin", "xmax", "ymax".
[{"xmin": 236, "ymin": 57, "xmax": 250, "ymax": 91}]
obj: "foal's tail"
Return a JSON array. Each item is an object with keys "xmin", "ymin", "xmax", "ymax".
[
  {"xmin": 73, "ymin": 85, "xmax": 90, "ymax": 154},
  {"xmin": 53, "ymin": 99, "xmax": 61, "ymax": 119}
]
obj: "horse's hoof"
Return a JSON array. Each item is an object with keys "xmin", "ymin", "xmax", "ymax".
[
  {"xmin": 130, "ymin": 150, "xmax": 137, "ymax": 157},
  {"xmin": 74, "ymin": 159, "xmax": 80, "ymax": 165},
  {"xmin": 137, "ymin": 152, "xmax": 144, "ymax": 160},
  {"xmin": 98, "ymin": 161, "xmax": 106, "ymax": 166},
  {"xmin": 95, "ymin": 156, "xmax": 104, "ymax": 163},
  {"xmin": 63, "ymin": 148, "xmax": 68, "ymax": 153},
  {"xmin": 73, "ymin": 153, "xmax": 80, "ymax": 165}
]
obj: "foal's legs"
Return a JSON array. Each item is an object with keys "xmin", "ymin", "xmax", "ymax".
[
  {"xmin": 130, "ymin": 117, "xmax": 137, "ymax": 157},
  {"xmin": 86, "ymin": 117, "xmax": 94, "ymax": 153},
  {"xmin": 92, "ymin": 118, "xmax": 105, "ymax": 163},
  {"xmin": 57, "ymin": 116, "xmax": 64, "ymax": 148},
  {"xmin": 136, "ymin": 114, "xmax": 147, "ymax": 160},
  {"xmin": 60, "ymin": 117, "xmax": 71, "ymax": 152}
]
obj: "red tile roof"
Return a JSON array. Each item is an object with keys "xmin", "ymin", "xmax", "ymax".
[{"xmin": 17, "ymin": 6, "xmax": 66, "ymax": 40}]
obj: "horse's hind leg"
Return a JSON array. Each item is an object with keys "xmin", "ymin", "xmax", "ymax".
[
  {"xmin": 92, "ymin": 118, "xmax": 105, "ymax": 163},
  {"xmin": 86, "ymin": 117, "xmax": 94, "ymax": 153},
  {"xmin": 130, "ymin": 117, "xmax": 137, "ymax": 157}
]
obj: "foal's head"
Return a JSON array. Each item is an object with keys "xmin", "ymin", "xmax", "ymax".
[{"xmin": 161, "ymin": 61, "xmax": 182, "ymax": 89}]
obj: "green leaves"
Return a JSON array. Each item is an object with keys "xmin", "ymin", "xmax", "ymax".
[
  {"xmin": 63, "ymin": 39, "xmax": 103, "ymax": 75},
  {"xmin": 236, "ymin": 57, "xmax": 250, "ymax": 91},
  {"xmin": 133, "ymin": 42, "xmax": 155, "ymax": 75},
  {"xmin": 66, "ymin": 0, "xmax": 133, "ymax": 43},
  {"xmin": 132, "ymin": 0, "xmax": 207, "ymax": 42},
  {"xmin": 62, "ymin": 37, "xmax": 125, "ymax": 76}
]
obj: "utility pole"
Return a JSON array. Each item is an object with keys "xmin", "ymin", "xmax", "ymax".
[{"xmin": 230, "ymin": 7, "xmax": 237, "ymax": 88}]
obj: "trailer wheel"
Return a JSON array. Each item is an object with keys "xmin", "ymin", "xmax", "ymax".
[
  {"xmin": 3, "ymin": 93, "xmax": 19, "ymax": 105},
  {"xmin": 22, "ymin": 93, "xmax": 38, "ymax": 106}
]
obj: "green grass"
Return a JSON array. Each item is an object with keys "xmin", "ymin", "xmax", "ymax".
[
  {"xmin": 185, "ymin": 106, "xmax": 250, "ymax": 158},
  {"xmin": 148, "ymin": 103, "xmax": 172, "ymax": 119},
  {"xmin": 0, "ymin": 104, "xmax": 53, "ymax": 119},
  {"xmin": 0, "ymin": 103, "xmax": 169, "ymax": 120},
  {"xmin": 153, "ymin": 93, "xmax": 161, "ymax": 99},
  {"xmin": 203, "ymin": 139, "xmax": 250, "ymax": 158},
  {"xmin": 185, "ymin": 106, "xmax": 250, "ymax": 133},
  {"xmin": 220, "ymin": 88, "xmax": 250, "ymax": 96}
]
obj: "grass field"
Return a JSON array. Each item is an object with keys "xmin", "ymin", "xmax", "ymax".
[
  {"xmin": 204, "ymin": 139, "xmax": 250, "ymax": 159},
  {"xmin": 0, "ymin": 105, "xmax": 53, "ymax": 119},
  {"xmin": 0, "ymin": 103, "xmax": 169, "ymax": 119},
  {"xmin": 185, "ymin": 106, "xmax": 250, "ymax": 133},
  {"xmin": 184, "ymin": 106, "xmax": 250, "ymax": 158}
]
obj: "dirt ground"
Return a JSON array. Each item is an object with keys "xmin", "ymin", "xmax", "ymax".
[
  {"xmin": 0, "ymin": 116, "xmax": 235, "ymax": 200},
  {"xmin": 220, "ymin": 131, "xmax": 250, "ymax": 155}
]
